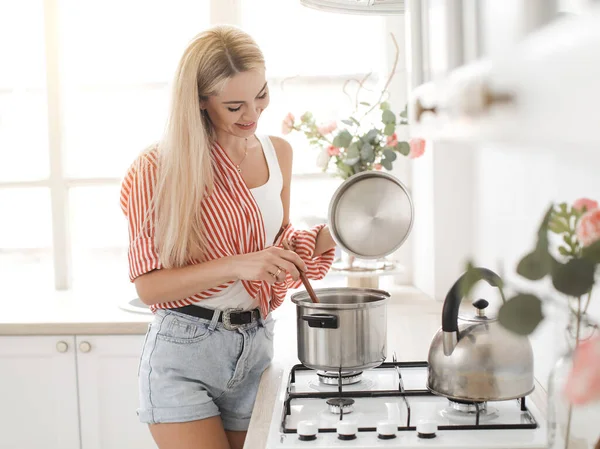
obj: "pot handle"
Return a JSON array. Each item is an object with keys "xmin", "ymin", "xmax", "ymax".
[
  {"xmin": 302, "ymin": 314, "xmax": 339, "ymax": 329},
  {"xmin": 442, "ymin": 267, "xmax": 503, "ymax": 333}
]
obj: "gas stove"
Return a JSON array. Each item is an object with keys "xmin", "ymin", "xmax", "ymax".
[{"xmin": 265, "ymin": 361, "xmax": 547, "ymax": 448}]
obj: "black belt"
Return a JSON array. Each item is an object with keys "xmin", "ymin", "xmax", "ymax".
[{"xmin": 172, "ymin": 305, "xmax": 260, "ymax": 329}]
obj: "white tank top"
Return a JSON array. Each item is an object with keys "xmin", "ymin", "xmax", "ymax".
[{"xmin": 197, "ymin": 135, "xmax": 284, "ymax": 311}]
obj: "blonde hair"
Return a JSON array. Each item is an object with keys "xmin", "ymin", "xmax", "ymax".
[{"xmin": 150, "ymin": 25, "xmax": 265, "ymax": 268}]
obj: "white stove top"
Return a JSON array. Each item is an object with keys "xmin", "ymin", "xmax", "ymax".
[{"xmin": 265, "ymin": 362, "xmax": 547, "ymax": 448}]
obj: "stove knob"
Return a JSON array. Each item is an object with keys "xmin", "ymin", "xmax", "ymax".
[
  {"xmin": 377, "ymin": 420, "xmax": 397, "ymax": 439},
  {"xmin": 417, "ymin": 420, "xmax": 438, "ymax": 439},
  {"xmin": 297, "ymin": 421, "xmax": 317, "ymax": 441},
  {"xmin": 337, "ymin": 421, "xmax": 357, "ymax": 441}
]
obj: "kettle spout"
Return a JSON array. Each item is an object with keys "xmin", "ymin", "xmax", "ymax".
[{"xmin": 443, "ymin": 331, "xmax": 458, "ymax": 356}]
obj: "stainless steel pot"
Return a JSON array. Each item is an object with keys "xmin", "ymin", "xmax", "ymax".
[
  {"xmin": 291, "ymin": 287, "xmax": 389, "ymax": 372},
  {"xmin": 427, "ymin": 267, "xmax": 534, "ymax": 402}
]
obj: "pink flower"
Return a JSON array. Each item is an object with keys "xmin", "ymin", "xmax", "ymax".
[
  {"xmin": 577, "ymin": 208, "xmax": 600, "ymax": 247},
  {"xmin": 564, "ymin": 336, "xmax": 600, "ymax": 405},
  {"xmin": 409, "ymin": 137, "xmax": 426, "ymax": 159},
  {"xmin": 386, "ymin": 133, "xmax": 398, "ymax": 147},
  {"xmin": 374, "ymin": 163, "xmax": 382, "ymax": 171},
  {"xmin": 573, "ymin": 198, "xmax": 599, "ymax": 213},
  {"xmin": 281, "ymin": 112, "xmax": 295, "ymax": 135},
  {"xmin": 317, "ymin": 121, "xmax": 337, "ymax": 136},
  {"xmin": 327, "ymin": 145, "xmax": 340, "ymax": 156}
]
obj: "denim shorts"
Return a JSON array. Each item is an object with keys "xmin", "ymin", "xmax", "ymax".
[{"xmin": 137, "ymin": 307, "xmax": 275, "ymax": 431}]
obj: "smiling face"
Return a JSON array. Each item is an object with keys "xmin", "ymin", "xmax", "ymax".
[{"xmin": 202, "ymin": 68, "xmax": 269, "ymax": 139}]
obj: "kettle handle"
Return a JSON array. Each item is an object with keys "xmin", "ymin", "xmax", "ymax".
[{"xmin": 442, "ymin": 267, "xmax": 504, "ymax": 333}]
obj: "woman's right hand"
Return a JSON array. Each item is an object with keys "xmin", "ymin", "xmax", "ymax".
[{"xmin": 232, "ymin": 246, "xmax": 307, "ymax": 284}]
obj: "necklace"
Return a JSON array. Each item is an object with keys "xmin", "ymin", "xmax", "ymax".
[{"xmin": 234, "ymin": 138, "xmax": 248, "ymax": 173}]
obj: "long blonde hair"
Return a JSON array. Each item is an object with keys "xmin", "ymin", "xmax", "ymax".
[{"xmin": 151, "ymin": 25, "xmax": 265, "ymax": 268}]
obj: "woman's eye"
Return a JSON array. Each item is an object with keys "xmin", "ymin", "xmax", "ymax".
[
  {"xmin": 227, "ymin": 105, "xmax": 242, "ymax": 112},
  {"xmin": 257, "ymin": 91, "xmax": 268, "ymax": 100}
]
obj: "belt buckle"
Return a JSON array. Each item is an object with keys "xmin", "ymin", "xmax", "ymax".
[{"xmin": 222, "ymin": 308, "xmax": 244, "ymax": 330}]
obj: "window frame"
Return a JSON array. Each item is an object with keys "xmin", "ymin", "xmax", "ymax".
[{"xmin": 0, "ymin": 0, "xmax": 403, "ymax": 291}]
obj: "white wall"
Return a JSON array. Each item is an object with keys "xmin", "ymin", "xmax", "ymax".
[
  {"xmin": 472, "ymin": 144, "xmax": 600, "ymax": 390},
  {"xmin": 421, "ymin": 142, "xmax": 600, "ymax": 390}
]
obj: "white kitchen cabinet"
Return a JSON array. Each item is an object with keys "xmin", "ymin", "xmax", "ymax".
[
  {"xmin": 0, "ymin": 336, "xmax": 80, "ymax": 449},
  {"xmin": 76, "ymin": 335, "xmax": 155, "ymax": 449},
  {"xmin": 410, "ymin": 3, "xmax": 600, "ymax": 149},
  {"xmin": 0, "ymin": 334, "xmax": 154, "ymax": 449}
]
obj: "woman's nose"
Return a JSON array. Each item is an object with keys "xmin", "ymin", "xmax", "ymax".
[{"xmin": 244, "ymin": 103, "xmax": 262, "ymax": 122}]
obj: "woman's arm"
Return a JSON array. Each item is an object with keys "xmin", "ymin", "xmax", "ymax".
[
  {"xmin": 271, "ymin": 136, "xmax": 336, "ymax": 257},
  {"xmin": 314, "ymin": 225, "xmax": 336, "ymax": 257},
  {"xmin": 135, "ymin": 246, "xmax": 306, "ymax": 306}
]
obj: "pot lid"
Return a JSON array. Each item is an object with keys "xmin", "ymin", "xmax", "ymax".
[{"xmin": 328, "ymin": 171, "xmax": 414, "ymax": 259}]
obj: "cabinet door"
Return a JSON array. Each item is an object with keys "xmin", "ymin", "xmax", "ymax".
[
  {"xmin": 75, "ymin": 335, "xmax": 156, "ymax": 449},
  {"xmin": 0, "ymin": 336, "xmax": 80, "ymax": 449}
]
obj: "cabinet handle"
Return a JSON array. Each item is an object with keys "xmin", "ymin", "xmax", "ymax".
[
  {"xmin": 79, "ymin": 341, "xmax": 92, "ymax": 353},
  {"xmin": 415, "ymin": 97, "xmax": 437, "ymax": 122},
  {"xmin": 56, "ymin": 341, "xmax": 69, "ymax": 353},
  {"xmin": 481, "ymin": 86, "xmax": 514, "ymax": 109}
]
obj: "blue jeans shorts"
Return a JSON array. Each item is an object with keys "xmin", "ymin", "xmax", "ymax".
[{"xmin": 137, "ymin": 307, "xmax": 275, "ymax": 431}]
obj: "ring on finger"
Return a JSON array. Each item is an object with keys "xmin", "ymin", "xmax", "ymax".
[{"xmin": 274, "ymin": 267, "xmax": 283, "ymax": 278}]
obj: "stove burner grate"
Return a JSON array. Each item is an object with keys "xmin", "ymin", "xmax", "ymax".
[
  {"xmin": 317, "ymin": 370, "xmax": 363, "ymax": 385},
  {"xmin": 448, "ymin": 399, "xmax": 487, "ymax": 414},
  {"xmin": 280, "ymin": 362, "xmax": 539, "ymax": 435},
  {"xmin": 326, "ymin": 397, "xmax": 355, "ymax": 414}
]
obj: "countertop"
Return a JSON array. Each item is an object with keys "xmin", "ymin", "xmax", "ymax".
[
  {"xmin": 243, "ymin": 287, "xmax": 548, "ymax": 449},
  {"xmin": 0, "ymin": 288, "xmax": 152, "ymax": 335}
]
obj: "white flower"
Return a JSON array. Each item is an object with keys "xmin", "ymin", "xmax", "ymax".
[{"xmin": 316, "ymin": 147, "xmax": 331, "ymax": 171}]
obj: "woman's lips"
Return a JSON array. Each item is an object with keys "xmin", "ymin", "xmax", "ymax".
[{"xmin": 235, "ymin": 122, "xmax": 256, "ymax": 131}]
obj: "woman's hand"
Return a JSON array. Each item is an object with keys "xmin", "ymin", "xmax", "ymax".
[{"xmin": 232, "ymin": 246, "xmax": 307, "ymax": 284}]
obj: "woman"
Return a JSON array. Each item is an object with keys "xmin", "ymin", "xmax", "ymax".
[{"xmin": 120, "ymin": 25, "xmax": 336, "ymax": 449}]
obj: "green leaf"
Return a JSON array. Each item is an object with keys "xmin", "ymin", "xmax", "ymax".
[
  {"xmin": 360, "ymin": 143, "xmax": 375, "ymax": 163},
  {"xmin": 498, "ymin": 294, "xmax": 544, "ymax": 336},
  {"xmin": 360, "ymin": 102, "xmax": 371, "ymax": 107},
  {"xmin": 383, "ymin": 123, "xmax": 395, "ymax": 136},
  {"xmin": 335, "ymin": 159, "xmax": 354, "ymax": 178},
  {"xmin": 537, "ymin": 206, "xmax": 554, "ymax": 243},
  {"xmin": 548, "ymin": 218, "xmax": 569, "ymax": 235},
  {"xmin": 516, "ymin": 249, "xmax": 553, "ymax": 281},
  {"xmin": 300, "ymin": 112, "xmax": 313, "ymax": 123},
  {"xmin": 399, "ymin": 105, "xmax": 408, "ymax": 119},
  {"xmin": 380, "ymin": 101, "xmax": 390, "ymax": 110},
  {"xmin": 350, "ymin": 117, "xmax": 360, "ymax": 126},
  {"xmin": 552, "ymin": 258, "xmax": 596, "ymax": 297},
  {"xmin": 582, "ymin": 240, "xmax": 600, "ymax": 263},
  {"xmin": 382, "ymin": 109, "xmax": 396, "ymax": 125},
  {"xmin": 341, "ymin": 119, "xmax": 354, "ymax": 126},
  {"xmin": 383, "ymin": 148, "xmax": 397, "ymax": 162},
  {"xmin": 365, "ymin": 128, "xmax": 379, "ymax": 143},
  {"xmin": 558, "ymin": 246, "xmax": 571, "ymax": 256},
  {"xmin": 395, "ymin": 141, "xmax": 410, "ymax": 156},
  {"xmin": 381, "ymin": 159, "xmax": 393, "ymax": 170},
  {"xmin": 344, "ymin": 143, "xmax": 360, "ymax": 166},
  {"xmin": 332, "ymin": 130, "xmax": 353, "ymax": 148}
]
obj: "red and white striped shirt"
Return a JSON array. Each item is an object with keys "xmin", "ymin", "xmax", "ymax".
[{"xmin": 120, "ymin": 142, "xmax": 335, "ymax": 316}]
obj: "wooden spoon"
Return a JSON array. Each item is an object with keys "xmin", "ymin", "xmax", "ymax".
[{"xmin": 282, "ymin": 240, "xmax": 320, "ymax": 304}]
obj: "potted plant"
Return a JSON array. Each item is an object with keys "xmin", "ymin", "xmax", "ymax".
[{"xmin": 281, "ymin": 33, "xmax": 425, "ymax": 272}]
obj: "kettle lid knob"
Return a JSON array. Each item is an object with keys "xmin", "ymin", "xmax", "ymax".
[{"xmin": 473, "ymin": 298, "xmax": 489, "ymax": 310}]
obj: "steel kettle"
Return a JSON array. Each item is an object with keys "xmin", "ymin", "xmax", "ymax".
[{"xmin": 427, "ymin": 267, "xmax": 534, "ymax": 402}]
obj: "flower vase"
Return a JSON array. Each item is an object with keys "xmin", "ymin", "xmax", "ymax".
[{"xmin": 547, "ymin": 315, "xmax": 600, "ymax": 449}]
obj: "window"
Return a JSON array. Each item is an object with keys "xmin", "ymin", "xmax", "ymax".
[{"xmin": 0, "ymin": 0, "xmax": 392, "ymax": 302}]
